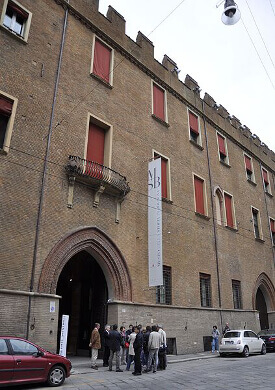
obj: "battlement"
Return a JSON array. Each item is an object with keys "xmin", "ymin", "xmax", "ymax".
[{"xmin": 56, "ymin": 0, "xmax": 274, "ymax": 164}]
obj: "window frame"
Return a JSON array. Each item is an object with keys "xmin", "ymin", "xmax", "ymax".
[
  {"xmin": 216, "ymin": 131, "xmax": 230, "ymax": 166},
  {"xmin": 251, "ymin": 206, "xmax": 263, "ymax": 241},
  {"xmin": 214, "ymin": 187, "xmax": 224, "ymax": 226},
  {"xmin": 269, "ymin": 217, "xmax": 275, "ymax": 246},
  {"xmin": 152, "ymin": 149, "xmax": 172, "ymax": 201},
  {"xmin": 151, "ymin": 80, "xmax": 168, "ymax": 125},
  {"xmin": 84, "ymin": 114, "xmax": 113, "ymax": 168},
  {"xmin": 232, "ymin": 279, "xmax": 242, "ymax": 309},
  {"xmin": 199, "ymin": 273, "xmax": 212, "ymax": 308},
  {"xmin": 0, "ymin": 91, "xmax": 18, "ymax": 155},
  {"xmin": 188, "ymin": 108, "xmax": 202, "ymax": 148},
  {"xmin": 193, "ymin": 173, "xmax": 208, "ymax": 217},
  {"xmin": 156, "ymin": 265, "xmax": 172, "ymax": 305},
  {"xmin": 243, "ymin": 153, "xmax": 256, "ymax": 184},
  {"xmin": 0, "ymin": 0, "xmax": 32, "ymax": 43},
  {"xmin": 223, "ymin": 191, "xmax": 236, "ymax": 229},
  {"xmin": 90, "ymin": 35, "xmax": 114, "ymax": 86},
  {"xmin": 261, "ymin": 167, "xmax": 272, "ymax": 196}
]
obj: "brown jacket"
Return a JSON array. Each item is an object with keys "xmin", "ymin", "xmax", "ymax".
[{"xmin": 90, "ymin": 328, "xmax": 101, "ymax": 349}]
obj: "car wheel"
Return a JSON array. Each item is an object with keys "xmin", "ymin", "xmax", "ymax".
[
  {"xmin": 261, "ymin": 344, "xmax": 267, "ymax": 355},
  {"xmin": 242, "ymin": 346, "xmax": 249, "ymax": 357},
  {"xmin": 47, "ymin": 365, "xmax": 66, "ymax": 387}
]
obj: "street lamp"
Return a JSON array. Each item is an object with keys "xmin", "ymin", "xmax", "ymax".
[{"xmin": 216, "ymin": 0, "xmax": 241, "ymax": 25}]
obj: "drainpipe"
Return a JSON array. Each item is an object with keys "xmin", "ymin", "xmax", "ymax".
[
  {"xmin": 26, "ymin": 4, "xmax": 69, "ymax": 339},
  {"xmin": 202, "ymin": 101, "xmax": 223, "ymax": 328}
]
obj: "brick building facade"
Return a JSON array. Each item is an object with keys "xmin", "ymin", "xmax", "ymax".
[{"xmin": 0, "ymin": 0, "xmax": 274, "ymax": 355}]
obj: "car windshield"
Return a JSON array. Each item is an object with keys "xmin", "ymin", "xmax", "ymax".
[
  {"xmin": 224, "ymin": 331, "xmax": 240, "ymax": 338},
  {"xmin": 258, "ymin": 330, "xmax": 275, "ymax": 336}
]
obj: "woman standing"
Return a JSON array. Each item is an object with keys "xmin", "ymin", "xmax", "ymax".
[
  {"xmin": 126, "ymin": 327, "xmax": 136, "ymax": 371},
  {"xmin": 120, "ymin": 326, "xmax": 127, "ymax": 365}
]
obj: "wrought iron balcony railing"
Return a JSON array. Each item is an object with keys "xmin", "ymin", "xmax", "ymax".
[{"xmin": 66, "ymin": 155, "xmax": 130, "ymax": 197}]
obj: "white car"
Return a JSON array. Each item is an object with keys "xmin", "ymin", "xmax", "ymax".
[{"xmin": 219, "ymin": 329, "xmax": 266, "ymax": 357}]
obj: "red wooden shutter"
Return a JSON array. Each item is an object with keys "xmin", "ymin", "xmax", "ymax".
[
  {"xmin": 161, "ymin": 158, "xmax": 168, "ymax": 199},
  {"xmin": 0, "ymin": 97, "xmax": 13, "ymax": 116},
  {"xmin": 153, "ymin": 84, "xmax": 165, "ymax": 121},
  {"xmin": 224, "ymin": 193, "xmax": 234, "ymax": 228},
  {"xmin": 93, "ymin": 39, "xmax": 111, "ymax": 83},
  {"xmin": 194, "ymin": 176, "xmax": 205, "ymax": 215},
  {"xmin": 262, "ymin": 169, "xmax": 269, "ymax": 184},
  {"xmin": 189, "ymin": 112, "xmax": 199, "ymax": 134},
  {"xmin": 86, "ymin": 123, "xmax": 105, "ymax": 164},
  {"xmin": 9, "ymin": 2, "xmax": 28, "ymax": 19},
  {"xmin": 217, "ymin": 134, "xmax": 226, "ymax": 156},
  {"xmin": 270, "ymin": 219, "xmax": 275, "ymax": 233},
  {"xmin": 244, "ymin": 155, "xmax": 252, "ymax": 172}
]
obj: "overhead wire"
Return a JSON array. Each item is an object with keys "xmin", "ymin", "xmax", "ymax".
[{"xmin": 244, "ymin": 0, "xmax": 275, "ymax": 71}]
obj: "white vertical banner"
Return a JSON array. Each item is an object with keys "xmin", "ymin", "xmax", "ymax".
[
  {"xmin": 59, "ymin": 314, "xmax": 69, "ymax": 357},
  {"xmin": 148, "ymin": 158, "xmax": 163, "ymax": 286}
]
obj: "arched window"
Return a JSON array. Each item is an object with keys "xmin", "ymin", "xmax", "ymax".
[{"xmin": 215, "ymin": 188, "xmax": 224, "ymax": 225}]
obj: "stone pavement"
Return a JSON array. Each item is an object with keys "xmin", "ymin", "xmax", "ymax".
[{"xmin": 69, "ymin": 351, "xmax": 218, "ymax": 375}]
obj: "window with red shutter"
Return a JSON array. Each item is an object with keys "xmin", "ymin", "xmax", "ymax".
[
  {"xmin": 92, "ymin": 39, "xmax": 112, "ymax": 83},
  {"xmin": 86, "ymin": 123, "xmax": 105, "ymax": 178},
  {"xmin": 217, "ymin": 133, "xmax": 229, "ymax": 164},
  {"xmin": 0, "ymin": 96, "xmax": 13, "ymax": 149},
  {"xmin": 262, "ymin": 168, "xmax": 271, "ymax": 194},
  {"xmin": 154, "ymin": 154, "xmax": 169, "ymax": 199},
  {"xmin": 244, "ymin": 155, "xmax": 254, "ymax": 182},
  {"xmin": 224, "ymin": 193, "xmax": 234, "ymax": 228},
  {"xmin": 153, "ymin": 83, "xmax": 165, "ymax": 122},
  {"xmin": 189, "ymin": 111, "xmax": 201, "ymax": 145},
  {"xmin": 270, "ymin": 218, "xmax": 275, "ymax": 246},
  {"xmin": 194, "ymin": 176, "xmax": 205, "ymax": 215}
]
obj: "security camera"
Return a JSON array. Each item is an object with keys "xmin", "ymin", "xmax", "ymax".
[{"xmin": 171, "ymin": 67, "xmax": 181, "ymax": 74}]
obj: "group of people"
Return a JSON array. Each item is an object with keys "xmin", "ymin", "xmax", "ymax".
[
  {"xmin": 211, "ymin": 322, "xmax": 230, "ymax": 353},
  {"xmin": 89, "ymin": 322, "xmax": 167, "ymax": 375}
]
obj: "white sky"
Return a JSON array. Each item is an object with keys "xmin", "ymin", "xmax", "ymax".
[{"xmin": 98, "ymin": 0, "xmax": 275, "ymax": 152}]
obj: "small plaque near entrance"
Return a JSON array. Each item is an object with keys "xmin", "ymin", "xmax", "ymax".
[{"xmin": 50, "ymin": 301, "xmax": 55, "ymax": 313}]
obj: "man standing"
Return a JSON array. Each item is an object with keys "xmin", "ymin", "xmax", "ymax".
[
  {"xmin": 132, "ymin": 326, "xmax": 143, "ymax": 376},
  {"xmin": 158, "ymin": 324, "xmax": 167, "ymax": 370},
  {"xmin": 89, "ymin": 323, "xmax": 101, "ymax": 370},
  {"xmin": 103, "ymin": 324, "xmax": 110, "ymax": 367},
  {"xmin": 222, "ymin": 323, "xmax": 230, "ymax": 335},
  {"xmin": 145, "ymin": 325, "xmax": 161, "ymax": 373},
  {"xmin": 108, "ymin": 324, "xmax": 123, "ymax": 372},
  {"xmin": 212, "ymin": 325, "xmax": 220, "ymax": 353}
]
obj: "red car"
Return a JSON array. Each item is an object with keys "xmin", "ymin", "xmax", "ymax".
[{"xmin": 0, "ymin": 336, "xmax": 71, "ymax": 387}]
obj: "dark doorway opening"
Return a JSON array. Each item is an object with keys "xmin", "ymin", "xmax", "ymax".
[
  {"xmin": 57, "ymin": 250, "xmax": 108, "ymax": 356},
  {"xmin": 256, "ymin": 288, "xmax": 269, "ymax": 330}
]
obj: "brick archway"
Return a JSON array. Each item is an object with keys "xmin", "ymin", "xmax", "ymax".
[
  {"xmin": 38, "ymin": 226, "xmax": 132, "ymax": 302},
  {"xmin": 252, "ymin": 272, "xmax": 275, "ymax": 312}
]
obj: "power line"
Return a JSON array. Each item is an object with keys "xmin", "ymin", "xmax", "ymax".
[
  {"xmin": 244, "ymin": 0, "xmax": 275, "ymax": 71},
  {"xmin": 241, "ymin": 17, "xmax": 275, "ymax": 90}
]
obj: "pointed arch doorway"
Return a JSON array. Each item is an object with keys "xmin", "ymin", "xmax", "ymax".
[
  {"xmin": 39, "ymin": 227, "xmax": 132, "ymax": 355},
  {"xmin": 56, "ymin": 250, "xmax": 108, "ymax": 355},
  {"xmin": 253, "ymin": 273, "xmax": 275, "ymax": 330}
]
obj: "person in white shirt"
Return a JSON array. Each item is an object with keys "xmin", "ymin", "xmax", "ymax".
[
  {"xmin": 145, "ymin": 325, "xmax": 161, "ymax": 373},
  {"xmin": 158, "ymin": 324, "xmax": 167, "ymax": 370}
]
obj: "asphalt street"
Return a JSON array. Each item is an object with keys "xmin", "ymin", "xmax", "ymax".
[{"xmin": 5, "ymin": 352, "xmax": 275, "ymax": 390}]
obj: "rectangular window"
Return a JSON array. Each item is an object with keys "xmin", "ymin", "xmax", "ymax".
[
  {"xmin": 156, "ymin": 266, "xmax": 172, "ymax": 305},
  {"xmin": 200, "ymin": 273, "xmax": 211, "ymax": 307},
  {"xmin": 252, "ymin": 207, "xmax": 262, "ymax": 240},
  {"xmin": 152, "ymin": 82, "xmax": 167, "ymax": 123},
  {"xmin": 244, "ymin": 154, "xmax": 255, "ymax": 183},
  {"xmin": 217, "ymin": 132, "xmax": 229, "ymax": 165},
  {"xmin": 91, "ymin": 37, "xmax": 113, "ymax": 84},
  {"xmin": 84, "ymin": 115, "xmax": 113, "ymax": 177},
  {"xmin": 194, "ymin": 175, "xmax": 206, "ymax": 215},
  {"xmin": 188, "ymin": 110, "xmax": 201, "ymax": 146},
  {"xmin": 270, "ymin": 218, "xmax": 275, "ymax": 246},
  {"xmin": 153, "ymin": 152, "xmax": 171, "ymax": 201},
  {"xmin": 262, "ymin": 168, "xmax": 272, "ymax": 195},
  {"xmin": 1, "ymin": 0, "xmax": 32, "ymax": 42},
  {"xmin": 224, "ymin": 192, "xmax": 235, "ymax": 229},
  {"xmin": 0, "ymin": 92, "xmax": 17, "ymax": 154},
  {"xmin": 232, "ymin": 280, "xmax": 242, "ymax": 309}
]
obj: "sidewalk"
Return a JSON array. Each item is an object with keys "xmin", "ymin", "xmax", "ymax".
[{"xmin": 69, "ymin": 352, "xmax": 218, "ymax": 375}]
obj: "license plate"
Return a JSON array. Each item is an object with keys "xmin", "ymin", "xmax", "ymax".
[{"xmin": 225, "ymin": 341, "xmax": 233, "ymax": 344}]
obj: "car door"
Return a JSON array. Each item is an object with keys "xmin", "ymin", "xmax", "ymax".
[
  {"xmin": 249, "ymin": 331, "xmax": 262, "ymax": 352},
  {"xmin": 8, "ymin": 339, "xmax": 47, "ymax": 384},
  {"xmin": 0, "ymin": 339, "xmax": 15, "ymax": 385},
  {"xmin": 243, "ymin": 331, "xmax": 253, "ymax": 352}
]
